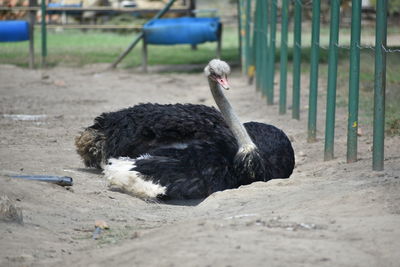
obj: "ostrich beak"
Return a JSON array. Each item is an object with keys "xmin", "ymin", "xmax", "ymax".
[{"xmin": 217, "ymin": 76, "xmax": 230, "ymax": 90}]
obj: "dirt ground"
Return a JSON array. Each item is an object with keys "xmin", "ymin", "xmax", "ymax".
[{"xmin": 0, "ymin": 63, "xmax": 399, "ymax": 267}]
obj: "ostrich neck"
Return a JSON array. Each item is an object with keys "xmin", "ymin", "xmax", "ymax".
[{"xmin": 208, "ymin": 79, "xmax": 256, "ymax": 150}]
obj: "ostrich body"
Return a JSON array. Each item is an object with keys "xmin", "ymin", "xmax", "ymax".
[{"xmin": 75, "ymin": 59, "xmax": 295, "ymax": 199}]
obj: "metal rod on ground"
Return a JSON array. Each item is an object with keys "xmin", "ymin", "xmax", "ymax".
[
  {"xmin": 307, "ymin": 0, "xmax": 321, "ymax": 142},
  {"xmin": 279, "ymin": 0, "xmax": 289, "ymax": 114},
  {"xmin": 40, "ymin": 0, "xmax": 47, "ymax": 67},
  {"xmin": 324, "ymin": 0, "xmax": 341, "ymax": 161},
  {"xmin": 346, "ymin": 0, "xmax": 362, "ymax": 163},
  {"xmin": 109, "ymin": 0, "xmax": 177, "ymax": 69},
  {"xmin": 292, "ymin": 0, "xmax": 302, "ymax": 120},
  {"xmin": 10, "ymin": 175, "xmax": 73, "ymax": 186},
  {"xmin": 373, "ymin": 0, "xmax": 388, "ymax": 171},
  {"xmin": 266, "ymin": 0, "xmax": 277, "ymax": 105}
]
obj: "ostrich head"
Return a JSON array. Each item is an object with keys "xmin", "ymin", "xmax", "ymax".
[{"xmin": 204, "ymin": 59, "xmax": 231, "ymax": 90}]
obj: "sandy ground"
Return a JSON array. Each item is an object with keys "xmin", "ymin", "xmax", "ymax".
[{"xmin": 0, "ymin": 63, "xmax": 399, "ymax": 267}]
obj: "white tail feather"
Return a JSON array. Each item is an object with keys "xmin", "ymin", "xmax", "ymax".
[{"xmin": 104, "ymin": 157, "xmax": 166, "ymax": 199}]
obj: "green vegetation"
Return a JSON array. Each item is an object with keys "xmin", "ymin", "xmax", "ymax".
[
  {"xmin": 370, "ymin": 0, "xmax": 400, "ymax": 14},
  {"xmin": 335, "ymin": 50, "xmax": 400, "ymax": 136},
  {"xmin": 0, "ymin": 26, "xmax": 239, "ymax": 68}
]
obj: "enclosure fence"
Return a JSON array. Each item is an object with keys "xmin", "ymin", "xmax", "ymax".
[{"xmin": 237, "ymin": 0, "xmax": 397, "ymax": 171}]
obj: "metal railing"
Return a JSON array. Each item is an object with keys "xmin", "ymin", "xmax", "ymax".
[{"xmin": 238, "ymin": 0, "xmax": 394, "ymax": 170}]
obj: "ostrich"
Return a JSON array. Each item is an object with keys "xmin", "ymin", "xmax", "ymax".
[{"xmin": 75, "ymin": 59, "xmax": 295, "ymax": 199}]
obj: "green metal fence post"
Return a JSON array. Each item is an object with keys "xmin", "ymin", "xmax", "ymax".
[
  {"xmin": 292, "ymin": 0, "xmax": 302, "ymax": 120},
  {"xmin": 324, "ymin": 0, "xmax": 340, "ymax": 161},
  {"xmin": 237, "ymin": 0, "xmax": 244, "ymax": 71},
  {"xmin": 246, "ymin": 0, "xmax": 255, "ymax": 83},
  {"xmin": 266, "ymin": 0, "xmax": 277, "ymax": 105},
  {"xmin": 41, "ymin": 0, "xmax": 47, "ymax": 67},
  {"xmin": 261, "ymin": 0, "xmax": 269, "ymax": 97},
  {"xmin": 264, "ymin": 0, "xmax": 271, "ymax": 100},
  {"xmin": 279, "ymin": 0, "xmax": 289, "ymax": 114},
  {"xmin": 255, "ymin": 0, "xmax": 266, "ymax": 94},
  {"xmin": 307, "ymin": 0, "xmax": 321, "ymax": 142},
  {"xmin": 254, "ymin": 0, "xmax": 262, "ymax": 91},
  {"xmin": 373, "ymin": 0, "xmax": 388, "ymax": 171},
  {"xmin": 346, "ymin": 0, "xmax": 362, "ymax": 163},
  {"xmin": 250, "ymin": 1, "xmax": 258, "ymax": 84},
  {"xmin": 244, "ymin": 0, "xmax": 252, "ymax": 75}
]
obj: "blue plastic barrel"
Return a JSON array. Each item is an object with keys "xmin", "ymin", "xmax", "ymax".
[
  {"xmin": 143, "ymin": 17, "xmax": 221, "ymax": 45},
  {"xmin": 0, "ymin": 20, "xmax": 29, "ymax": 42}
]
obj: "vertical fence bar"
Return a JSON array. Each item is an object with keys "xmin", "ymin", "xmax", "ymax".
[
  {"xmin": 292, "ymin": 0, "xmax": 302, "ymax": 120},
  {"xmin": 347, "ymin": 0, "xmax": 362, "ymax": 163},
  {"xmin": 266, "ymin": 0, "xmax": 277, "ymax": 105},
  {"xmin": 254, "ymin": 0, "xmax": 262, "ymax": 91},
  {"xmin": 279, "ymin": 0, "xmax": 289, "ymax": 114},
  {"xmin": 257, "ymin": 0, "xmax": 264, "ymax": 92},
  {"xmin": 373, "ymin": 0, "xmax": 388, "ymax": 171},
  {"xmin": 244, "ymin": 0, "xmax": 252, "ymax": 77},
  {"xmin": 246, "ymin": 0, "xmax": 255, "ymax": 84},
  {"xmin": 307, "ymin": 0, "xmax": 321, "ymax": 142},
  {"xmin": 264, "ymin": 0, "xmax": 271, "ymax": 100},
  {"xmin": 250, "ymin": 1, "xmax": 258, "ymax": 85},
  {"xmin": 261, "ymin": 0, "xmax": 269, "ymax": 97},
  {"xmin": 241, "ymin": 0, "xmax": 248, "ymax": 73},
  {"xmin": 324, "ymin": 0, "xmax": 340, "ymax": 161},
  {"xmin": 41, "ymin": 0, "xmax": 47, "ymax": 67},
  {"xmin": 237, "ymin": 0, "xmax": 244, "ymax": 71}
]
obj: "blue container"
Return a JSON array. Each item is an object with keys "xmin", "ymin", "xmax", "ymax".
[
  {"xmin": 143, "ymin": 17, "xmax": 221, "ymax": 45},
  {"xmin": 0, "ymin": 20, "xmax": 29, "ymax": 42}
]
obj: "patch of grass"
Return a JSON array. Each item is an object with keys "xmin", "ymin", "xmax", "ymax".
[
  {"xmin": 333, "ymin": 49, "xmax": 400, "ymax": 135},
  {"xmin": 0, "ymin": 26, "xmax": 239, "ymax": 68}
]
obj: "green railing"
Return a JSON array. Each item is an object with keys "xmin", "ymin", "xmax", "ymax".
[{"xmin": 238, "ymin": 0, "xmax": 390, "ymax": 170}]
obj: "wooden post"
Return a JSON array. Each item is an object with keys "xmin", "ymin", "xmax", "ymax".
[
  {"xmin": 216, "ymin": 23, "xmax": 222, "ymax": 58},
  {"xmin": 190, "ymin": 0, "xmax": 197, "ymax": 51},
  {"xmin": 142, "ymin": 36, "xmax": 148, "ymax": 73}
]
